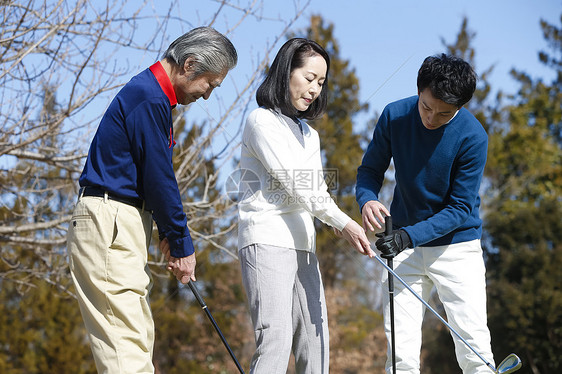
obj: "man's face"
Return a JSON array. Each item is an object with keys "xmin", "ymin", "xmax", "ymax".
[
  {"xmin": 417, "ymin": 88, "xmax": 459, "ymax": 130},
  {"xmin": 175, "ymin": 60, "xmax": 227, "ymax": 105}
]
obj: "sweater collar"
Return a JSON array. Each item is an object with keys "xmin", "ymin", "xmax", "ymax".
[
  {"xmin": 272, "ymin": 107, "xmax": 305, "ymax": 127},
  {"xmin": 149, "ymin": 61, "xmax": 177, "ymax": 108}
]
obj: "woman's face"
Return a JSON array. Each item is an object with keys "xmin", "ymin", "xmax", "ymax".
[{"xmin": 289, "ymin": 53, "xmax": 327, "ymax": 112}]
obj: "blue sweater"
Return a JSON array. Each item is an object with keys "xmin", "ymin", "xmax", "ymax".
[
  {"xmin": 356, "ymin": 96, "xmax": 488, "ymax": 247},
  {"xmin": 80, "ymin": 65, "xmax": 194, "ymax": 257}
]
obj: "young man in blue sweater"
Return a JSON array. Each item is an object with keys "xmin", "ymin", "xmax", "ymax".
[{"xmin": 356, "ymin": 54, "xmax": 495, "ymax": 373}]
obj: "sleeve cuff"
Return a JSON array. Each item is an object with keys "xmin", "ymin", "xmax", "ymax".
[
  {"xmin": 356, "ymin": 192, "xmax": 379, "ymax": 214},
  {"xmin": 331, "ymin": 210, "xmax": 352, "ymax": 232},
  {"xmin": 169, "ymin": 233, "xmax": 195, "ymax": 258}
]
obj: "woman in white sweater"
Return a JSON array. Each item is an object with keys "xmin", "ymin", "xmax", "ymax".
[{"xmin": 238, "ymin": 38, "xmax": 374, "ymax": 374}]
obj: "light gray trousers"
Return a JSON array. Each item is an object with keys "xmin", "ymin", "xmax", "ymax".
[{"xmin": 239, "ymin": 244, "xmax": 329, "ymax": 374}]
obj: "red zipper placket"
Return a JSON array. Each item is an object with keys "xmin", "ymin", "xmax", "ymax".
[{"xmin": 169, "ymin": 127, "xmax": 176, "ymax": 148}]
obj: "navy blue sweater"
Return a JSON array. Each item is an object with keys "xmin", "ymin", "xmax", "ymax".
[
  {"xmin": 356, "ymin": 96, "xmax": 488, "ymax": 247},
  {"xmin": 80, "ymin": 64, "xmax": 194, "ymax": 257}
]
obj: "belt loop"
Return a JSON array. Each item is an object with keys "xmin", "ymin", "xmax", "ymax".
[
  {"xmin": 141, "ymin": 200, "xmax": 145, "ymax": 213},
  {"xmin": 103, "ymin": 191, "xmax": 108, "ymax": 203}
]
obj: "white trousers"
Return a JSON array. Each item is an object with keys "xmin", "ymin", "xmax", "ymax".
[
  {"xmin": 239, "ymin": 244, "xmax": 329, "ymax": 374},
  {"xmin": 67, "ymin": 195, "xmax": 154, "ymax": 374},
  {"xmin": 382, "ymin": 239, "xmax": 494, "ymax": 374}
]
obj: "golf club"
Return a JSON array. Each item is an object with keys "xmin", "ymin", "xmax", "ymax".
[
  {"xmin": 188, "ymin": 281, "xmax": 245, "ymax": 374},
  {"xmin": 384, "ymin": 216, "xmax": 397, "ymax": 374},
  {"xmin": 372, "ymin": 252, "xmax": 522, "ymax": 373}
]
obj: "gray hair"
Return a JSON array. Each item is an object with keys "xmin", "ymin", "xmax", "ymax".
[{"xmin": 163, "ymin": 26, "xmax": 237, "ymax": 76}]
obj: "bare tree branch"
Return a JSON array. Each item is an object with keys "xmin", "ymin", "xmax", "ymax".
[
  {"xmin": 0, "ymin": 0, "xmax": 311, "ymax": 290},
  {"xmin": 0, "ymin": 215, "xmax": 71, "ymax": 235}
]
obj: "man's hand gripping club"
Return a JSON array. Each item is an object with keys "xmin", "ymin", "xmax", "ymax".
[
  {"xmin": 159, "ymin": 238, "xmax": 196, "ymax": 284},
  {"xmin": 361, "ymin": 200, "xmax": 412, "ymax": 259},
  {"xmin": 375, "ymin": 229, "xmax": 411, "ymax": 259}
]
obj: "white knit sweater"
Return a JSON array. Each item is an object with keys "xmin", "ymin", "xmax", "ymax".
[{"xmin": 237, "ymin": 107, "xmax": 351, "ymax": 252}]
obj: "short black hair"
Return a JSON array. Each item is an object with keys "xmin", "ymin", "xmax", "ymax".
[
  {"xmin": 256, "ymin": 38, "xmax": 330, "ymax": 120},
  {"xmin": 417, "ymin": 53, "xmax": 477, "ymax": 107}
]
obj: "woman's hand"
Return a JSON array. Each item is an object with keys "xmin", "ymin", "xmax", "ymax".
[{"xmin": 340, "ymin": 220, "xmax": 375, "ymax": 257}]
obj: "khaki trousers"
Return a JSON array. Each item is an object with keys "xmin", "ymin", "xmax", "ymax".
[{"xmin": 67, "ymin": 194, "xmax": 154, "ymax": 374}]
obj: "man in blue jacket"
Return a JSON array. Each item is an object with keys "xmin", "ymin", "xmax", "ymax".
[
  {"xmin": 356, "ymin": 54, "xmax": 495, "ymax": 373},
  {"xmin": 67, "ymin": 27, "xmax": 237, "ymax": 373}
]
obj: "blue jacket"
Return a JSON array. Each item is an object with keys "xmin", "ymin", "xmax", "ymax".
[
  {"xmin": 356, "ymin": 96, "xmax": 488, "ymax": 247},
  {"xmin": 80, "ymin": 62, "xmax": 194, "ymax": 257}
]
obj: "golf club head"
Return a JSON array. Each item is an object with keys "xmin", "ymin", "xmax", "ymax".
[{"xmin": 496, "ymin": 353, "xmax": 522, "ymax": 374}]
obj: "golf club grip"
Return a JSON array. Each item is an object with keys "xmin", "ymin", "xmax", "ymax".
[
  {"xmin": 188, "ymin": 282, "xmax": 207, "ymax": 308},
  {"xmin": 385, "ymin": 215, "xmax": 392, "ymax": 235},
  {"xmin": 385, "ymin": 215, "xmax": 396, "ymax": 373}
]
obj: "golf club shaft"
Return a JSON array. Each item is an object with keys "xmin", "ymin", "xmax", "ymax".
[
  {"xmin": 385, "ymin": 216, "xmax": 397, "ymax": 374},
  {"xmin": 188, "ymin": 282, "xmax": 246, "ymax": 374},
  {"xmin": 372, "ymin": 255, "xmax": 496, "ymax": 372}
]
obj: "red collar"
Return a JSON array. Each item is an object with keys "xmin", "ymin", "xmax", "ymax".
[{"xmin": 149, "ymin": 61, "xmax": 177, "ymax": 108}]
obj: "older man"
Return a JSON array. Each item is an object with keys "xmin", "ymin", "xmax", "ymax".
[{"xmin": 67, "ymin": 27, "xmax": 237, "ymax": 373}]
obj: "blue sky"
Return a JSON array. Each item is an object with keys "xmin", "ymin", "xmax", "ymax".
[
  {"xmin": 55, "ymin": 0, "xmax": 561, "ymax": 145},
  {"xmin": 299, "ymin": 0, "xmax": 560, "ymax": 114},
  {"xmin": 174, "ymin": 0, "xmax": 561, "ymax": 174},
  {"xmin": 216, "ymin": 0, "xmax": 560, "ymax": 116},
  {"xmin": 8, "ymin": 1, "xmax": 558, "ymax": 174}
]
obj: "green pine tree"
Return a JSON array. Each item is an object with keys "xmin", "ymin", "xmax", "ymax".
[{"xmin": 484, "ymin": 14, "xmax": 562, "ymax": 374}]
